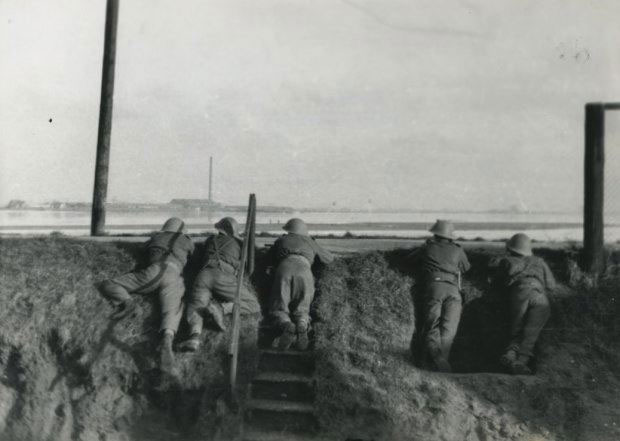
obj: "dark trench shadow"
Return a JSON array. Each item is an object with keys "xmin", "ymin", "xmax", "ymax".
[{"xmin": 383, "ymin": 247, "xmax": 519, "ymax": 374}]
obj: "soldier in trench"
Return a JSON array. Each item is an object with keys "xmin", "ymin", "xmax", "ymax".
[
  {"xmin": 178, "ymin": 217, "xmax": 261, "ymax": 352},
  {"xmin": 494, "ymin": 233, "xmax": 554, "ymax": 375},
  {"xmin": 266, "ymin": 218, "xmax": 334, "ymax": 351},
  {"xmin": 411, "ymin": 220, "xmax": 471, "ymax": 373},
  {"xmin": 97, "ymin": 217, "xmax": 194, "ymax": 371}
]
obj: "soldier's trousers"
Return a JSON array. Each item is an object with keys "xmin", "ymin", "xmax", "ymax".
[
  {"xmin": 269, "ymin": 255, "xmax": 314, "ymax": 328},
  {"xmin": 507, "ymin": 286, "xmax": 550, "ymax": 357},
  {"xmin": 186, "ymin": 266, "xmax": 260, "ymax": 335},
  {"xmin": 422, "ymin": 281, "xmax": 462, "ymax": 359},
  {"xmin": 100, "ymin": 260, "xmax": 185, "ymax": 333}
]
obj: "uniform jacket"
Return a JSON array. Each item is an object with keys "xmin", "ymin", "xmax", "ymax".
[
  {"xmin": 146, "ymin": 231, "xmax": 194, "ymax": 267},
  {"xmin": 269, "ymin": 233, "xmax": 334, "ymax": 266},
  {"xmin": 202, "ymin": 233, "xmax": 244, "ymax": 272},
  {"xmin": 411, "ymin": 238, "xmax": 471, "ymax": 286},
  {"xmin": 497, "ymin": 255, "xmax": 556, "ymax": 292}
]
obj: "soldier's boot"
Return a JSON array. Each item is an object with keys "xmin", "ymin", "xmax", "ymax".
[
  {"xmin": 510, "ymin": 354, "xmax": 532, "ymax": 375},
  {"xmin": 278, "ymin": 322, "xmax": 297, "ymax": 351},
  {"xmin": 429, "ymin": 347, "xmax": 451, "ymax": 373},
  {"xmin": 295, "ymin": 322, "xmax": 310, "ymax": 351},
  {"xmin": 160, "ymin": 330, "xmax": 175, "ymax": 372},
  {"xmin": 178, "ymin": 333, "xmax": 201, "ymax": 352},
  {"xmin": 207, "ymin": 301, "xmax": 226, "ymax": 332},
  {"xmin": 500, "ymin": 348, "xmax": 518, "ymax": 369},
  {"xmin": 111, "ymin": 299, "xmax": 137, "ymax": 321}
]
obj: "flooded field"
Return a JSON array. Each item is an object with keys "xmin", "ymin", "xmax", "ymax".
[{"xmin": 2, "ymin": 209, "xmax": 620, "ymax": 242}]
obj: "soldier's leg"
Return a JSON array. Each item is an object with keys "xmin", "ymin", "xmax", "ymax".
[
  {"xmin": 290, "ymin": 271, "xmax": 315, "ymax": 351},
  {"xmin": 505, "ymin": 289, "xmax": 543, "ymax": 375},
  {"xmin": 269, "ymin": 272, "xmax": 294, "ymax": 328},
  {"xmin": 422, "ymin": 286, "xmax": 444, "ymax": 353},
  {"xmin": 239, "ymin": 283, "xmax": 261, "ymax": 315},
  {"xmin": 519, "ymin": 291, "xmax": 551, "ymax": 359},
  {"xmin": 97, "ymin": 264, "xmax": 165, "ymax": 319},
  {"xmin": 506, "ymin": 289, "xmax": 530, "ymax": 355},
  {"xmin": 422, "ymin": 284, "xmax": 449, "ymax": 371},
  {"xmin": 97, "ymin": 279, "xmax": 131, "ymax": 306},
  {"xmin": 187, "ymin": 270, "xmax": 218, "ymax": 334},
  {"xmin": 158, "ymin": 268, "xmax": 186, "ymax": 335},
  {"xmin": 210, "ymin": 271, "xmax": 260, "ymax": 316},
  {"xmin": 440, "ymin": 290, "xmax": 462, "ymax": 361}
]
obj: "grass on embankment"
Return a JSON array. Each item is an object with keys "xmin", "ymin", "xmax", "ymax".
[
  {"xmin": 0, "ymin": 236, "xmax": 259, "ymax": 441},
  {"xmin": 2, "ymin": 236, "xmax": 620, "ymax": 441},
  {"xmin": 313, "ymin": 247, "xmax": 620, "ymax": 441}
]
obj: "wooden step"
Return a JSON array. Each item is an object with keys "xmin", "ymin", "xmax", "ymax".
[
  {"xmin": 243, "ymin": 428, "xmax": 329, "ymax": 441},
  {"xmin": 251, "ymin": 372, "xmax": 315, "ymax": 402},
  {"xmin": 258, "ymin": 349, "xmax": 315, "ymax": 375},
  {"xmin": 246, "ymin": 399, "xmax": 317, "ymax": 434}
]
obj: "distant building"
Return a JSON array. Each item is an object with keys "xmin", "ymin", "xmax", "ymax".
[
  {"xmin": 6, "ymin": 199, "xmax": 27, "ymax": 209},
  {"xmin": 49, "ymin": 201, "xmax": 66, "ymax": 210},
  {"xmin": 169, "ymin": 199, "xmax": 222, "ymax": 209}
]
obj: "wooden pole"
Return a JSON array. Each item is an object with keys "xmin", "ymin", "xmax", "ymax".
[
  {"xmin": 229, "ymin": 194, "xmax": 256, "ymax": 399},
  {"xmin": 247, "ymin": 195, "xmax": 256, "ymax": 275},
  {"xmin": 583, "ymin": 103, "xmax": 605, "ymax": 273},
  {"xmin": 91, "ymin": 0, "xmax": 120, "ymax": 236}
]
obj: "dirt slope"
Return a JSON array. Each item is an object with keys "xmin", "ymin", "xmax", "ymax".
[
  {"xmin": 2, "ymin": 237, "xmax": 620, "ymax": 441},
  {"xmin": 313, "ymin": 249, "xmax": 620, "ymax": 441},
  {"xmin": 0, "ymin": 237, "xmax": 259, "ymax": 441}
]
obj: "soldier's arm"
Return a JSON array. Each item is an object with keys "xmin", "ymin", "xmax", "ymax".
[
  {"xmin": 459, "ymin": 248, "xmax": 472, "ymax": 273},
  {"xmin": 312, "ymin": 238, "xmax": 334, "ymax": 264},
  {"xmin": 187, "ymin": 236, "xmax": 195, "ymax": 257},
  {"xmin": 407, "ymin": 247, "xmax": 421, "ymax": 265}
]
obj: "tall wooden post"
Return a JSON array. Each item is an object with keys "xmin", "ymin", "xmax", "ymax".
[
  {"xmin": 91, "ymin": 0, "xmax": 120, "ymax": 236},
  {"xmin": 247, "ymin": 195, "xmax": 256, "ymax": 275},
  {"xmin": 583, "ymin": 103, "xmax": 605, "ymax": 273},
  {"xmin": 229, "ymin": 194, "xmax": 256, "ymax": 403}
]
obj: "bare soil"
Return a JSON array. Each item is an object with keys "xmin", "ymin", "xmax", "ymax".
[
  {"xmin": 313, "ymin": 248, "xmax": 620, "ymax": 441},
  {"xmin": 1, "ymin": 237, "xmax": 619, "ymax": 441}
]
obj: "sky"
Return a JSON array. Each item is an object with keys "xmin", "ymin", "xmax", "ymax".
[{"xmin": 1, "ymin": 0, "xmax": 620, "ymax": 212}]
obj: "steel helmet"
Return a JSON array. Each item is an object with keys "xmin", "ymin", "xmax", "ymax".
[
  {"xmin": 214, "ymin": 217, "xmax": 241, "ymax": 238},
  {"xmin": 283, "ymin": 218, "xmax": 309, "ymax": 236},
  {"xmin": 161, "ymin": 217, "xmax": 187, "ymax": 233},
  {"xmin": 429, "ymin": 219, "xmax": 455, "ymax": 240},
  {"xmin": 506, "ymin": 233, "xmax": 532, "ymax": 256}
]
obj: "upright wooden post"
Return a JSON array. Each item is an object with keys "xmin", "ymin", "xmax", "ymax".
[
  {"xmin": 91, "ymin": 0, "xmax": 120, "ymax": 236},
  {"xmin": 229, "ymin": 194, "xmax": 256, "ymax": 402},
  {"xmin": 247, "ymin": 195, "xmax": 256, "ymax": 275},
  {"xmin": 583, "ymin": 103, "xmax": 605, "ymax": 273}
]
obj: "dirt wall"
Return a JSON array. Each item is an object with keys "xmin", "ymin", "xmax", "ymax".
[
  {"xmin": 313, "ymin": 248, "xmax": 620, "ymax": 441},
  {"xmin": 0, "ymin": 237, "xmax": 259, "ymax": 441}
]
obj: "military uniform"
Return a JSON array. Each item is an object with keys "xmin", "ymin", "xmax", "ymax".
[
  {"xmin": 413, "ymin": 237, "xmax": 470, "ymax": 368},
  {"xmin": 268, "ymin": 233, "xmax": 334, "ymax": 329},
  {"xmin": 185, "ymin": 233, "xmax": 260, "ymax": 336},
  {"xmin": 498, "ymin": 255, "xmax": 554, "ymax": 359},
  {"xmin": 100, "ymin": 230, "xmax": 194, "ymax": 333}
]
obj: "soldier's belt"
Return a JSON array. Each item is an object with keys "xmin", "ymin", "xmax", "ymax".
[
  {"xmin": 427, "ymin": 272, "xmax": 458, "ymax": 283},
  {"xmin": 204, "ymin": 260, "xmax": 238, "ymax": 275}
]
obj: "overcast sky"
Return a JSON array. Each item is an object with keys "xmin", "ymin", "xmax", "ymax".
[{"xmin": 1, "ymin": 0, "xmax": 620, "ymax": 212}]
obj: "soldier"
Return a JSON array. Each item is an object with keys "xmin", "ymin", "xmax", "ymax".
[
  {"xmin": 412, "ymin": 220, "xmax": 470, "ymax": 373},
  {"xmin": 97, "ymin": 217, "xmax": 194, "ymax": 370},
  {"xmin": 496, "ymin": 233, "xmax": 554, "ymax": 375},
  {"xmin": 178, "ymin": 217, "xmax": 260, "ymax": 352},
  {"xmin": 267, "ymin": 218, "xmax": 334, "ymax": 351}
]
